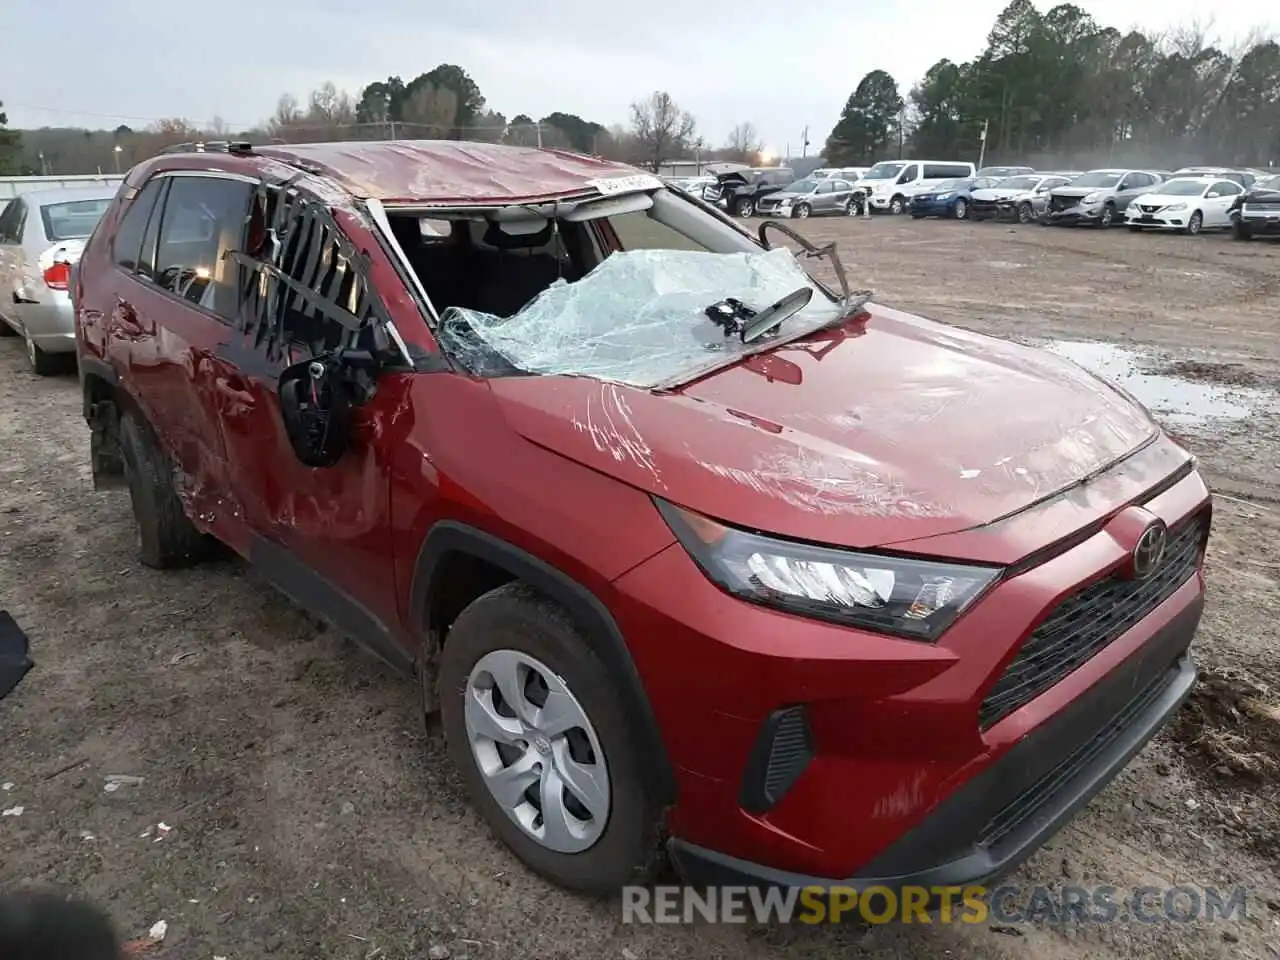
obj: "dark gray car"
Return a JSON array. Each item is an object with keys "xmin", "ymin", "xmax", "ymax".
[
  {"xmin": 1045, "ymin": 169, "xmax": 1167, "ymax": 227},
  {"xmin": 754, "ymin": 177, "xmax": 861, "ymax": 219}
]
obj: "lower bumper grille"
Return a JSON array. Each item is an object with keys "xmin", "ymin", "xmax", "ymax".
[
  {"xmin": 977, "ymin": 664, "xmax": 1175, "ymax": 848},
  {"xmin": 739, "ymin": 706, "xmax": 814, "ymax": 813},
  {"xmin": 978, "ymin": 513, "xmax": 1207, "ymax": 729}
]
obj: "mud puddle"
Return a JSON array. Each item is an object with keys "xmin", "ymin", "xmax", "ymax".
[{"xmin": 1039, "ymin": 340, "xmax": 1280, "ymax": 426}]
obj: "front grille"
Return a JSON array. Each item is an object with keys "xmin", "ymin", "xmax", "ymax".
[
  {"xmin": 1140, "ymin": 204, "xmax": 1159, "ymax": 214},
  {"xmin": 1246, "ymin": 201, "xmax": 1280, "ymax": 212},
  {"xmin": 978, "ymin": 514, "xmax": 1206, "ymax": 730},
  {"xmin": 977, "ymin": 666, "xmax": 1174, "ymax": 849}
]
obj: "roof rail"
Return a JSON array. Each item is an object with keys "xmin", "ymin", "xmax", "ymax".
[{"xmin": 158, "ymin": 140, "xmax": 254, "ymax": 156}]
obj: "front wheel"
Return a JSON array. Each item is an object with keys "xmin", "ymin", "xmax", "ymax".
[
  {"xmin": 118, "ymin": 409, "xmax": 212, "ymax": 568},
  {"xmin": 952, "ymin": 198, "xmax": 968, "ymax": 220},
  {"xmin": 1098, "ymin": 204, "xmax": 1115, "ymax": 228},
  {"xmin": 1017, "ymin": 203, "xmax": 1034, "ymax": 224},
  {"xmin": 844, "ymin": 198, "xmax": 860, "ymax": 216},
  {"xmin": 734, "ymin": 198, "xmax": 754, "ymax": 218},
  {"xmin": 439, "ymin": 583, "xmax": 666, "ymax": 894},
  {"xmin": 1185, "ymin": 211, "xmax": 1203, "ymax": 235},
  {"xmin": 889, "ymin": 195, "xmax": 906, "ymax": 215},
  {"xmin": 792, "ymin": 203, "xmax": 811, "ymax": 219}
]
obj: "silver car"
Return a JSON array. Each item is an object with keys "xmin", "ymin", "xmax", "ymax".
[
  {"xmin": 970, "ymin": 173, "xmax": 1075, "ymax": 222},
  {"xmin": 0, "ymin": 186, "xmax": 116, "ymax": 374},
  {"xmin": 754, "ymin": 176, "xmax": 861, "ymax": 219}
]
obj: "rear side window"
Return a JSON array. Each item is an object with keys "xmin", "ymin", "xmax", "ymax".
[
  {"xmin": 41, "ymin": 198, "xmax": 113, "ymax": 242},
  {"xmin": 114, "ymin": 180, "xmax": 166, "ymax": 272},
  {"xmin": 154, "ymin": 176, "xmax": 253, "ymax": 315},
  {"xmin": 923, "ymin": 164, "xmax": 952, "ymax": 179},
  {"xmin": 0, "ymin": 199, "xmax": 28, "ymax": 243}
]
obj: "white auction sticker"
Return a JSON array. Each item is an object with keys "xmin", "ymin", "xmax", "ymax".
[{"xmin": 587, "ymin": 174, "xmax": 664, "ymax": 196}]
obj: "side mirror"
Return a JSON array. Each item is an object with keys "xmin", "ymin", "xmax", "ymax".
[{"xmin": 277, "ymin": 349, "xmax": 377, "ymax": 468}]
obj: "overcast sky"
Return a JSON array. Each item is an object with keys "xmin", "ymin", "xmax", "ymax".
[{"xmin": 1, "ymin": 0, "xmax": 1274, "ymax": 155}]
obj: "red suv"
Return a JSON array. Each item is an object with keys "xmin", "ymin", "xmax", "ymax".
[{"xmin": 73, "ymin": 140, "xmax": 1210, "ymax": 895}]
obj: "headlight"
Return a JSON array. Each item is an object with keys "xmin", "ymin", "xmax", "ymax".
[
  {"xmin": 1164, "ymin": 203, "xmax": 1186, "ymax": 211},
  {"xmin": 1082, "ymin": 192, "xmax": 1101, "ymax": 203},
  {"xmin": 654, "ymin": 499, "xmax": 1002, "ymax": 642},
  {"xmin": 936, "ymin": 192, "xmax": 954, "ymax": 200}
]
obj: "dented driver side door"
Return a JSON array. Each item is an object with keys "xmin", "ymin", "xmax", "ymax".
[{"xmin": 211, "ymin": 184, "xmax": 409, "ymax": 666}]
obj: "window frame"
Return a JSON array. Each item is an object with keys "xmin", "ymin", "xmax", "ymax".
[
  {"xmin": 112, "ymin": 176, "xmax": 168, "ymax": 275},
  {"xmin": 228, "ymin": 179, "xmax": 400, "ymax": 368}
]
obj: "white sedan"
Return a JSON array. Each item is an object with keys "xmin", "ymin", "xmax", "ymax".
[{"xmin": 1125, "ymin": 176, "xmax": 1246, "ymax": 234}]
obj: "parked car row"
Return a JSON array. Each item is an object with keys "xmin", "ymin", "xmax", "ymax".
[{"xmin": 670, "ymin": 161, "xmax": 1278, "ymax": 242}]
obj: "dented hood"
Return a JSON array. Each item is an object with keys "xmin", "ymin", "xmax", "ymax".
[{"xmin": 491, "ymin": 305, "xmax": 1158, "ymax": 550}]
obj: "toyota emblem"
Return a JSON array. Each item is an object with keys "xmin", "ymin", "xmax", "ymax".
[{"xmin": 1131, "ymin": 520, "xmax": 1168, "ymax": 580}]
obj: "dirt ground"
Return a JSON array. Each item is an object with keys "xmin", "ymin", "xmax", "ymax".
[{"xmin": 2, "ymin": 216, "xmax": 1279, "ymax": 960}]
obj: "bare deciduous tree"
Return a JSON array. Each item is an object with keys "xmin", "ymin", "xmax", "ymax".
[
  {"xmin": 629, "ymin": 91, "xmax": 697, "ymax": 172},
  {"xmin": 724, "ymin": 121, "xmax": 763, "ymax": 162}
]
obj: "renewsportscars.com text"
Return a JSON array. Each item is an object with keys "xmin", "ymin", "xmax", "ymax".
[{"xmin": 622, "ymin": 884, "xmax": 1248, "ymax": 925}]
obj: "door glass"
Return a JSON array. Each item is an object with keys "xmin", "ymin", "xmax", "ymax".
[
  {"xmin": 114, "ymin": 180, "xmax": 166, "ymax": 273},
  {"xmin": 154, "ymin": 176, "xmax": 252, "ymax": 316},
  {"xmin": 0, "ymin": 200, "xmax": 27, "ymax": 243},
  {"xmin": 817, "ymin": 182, "xmax": 834, "ymax": 194}
]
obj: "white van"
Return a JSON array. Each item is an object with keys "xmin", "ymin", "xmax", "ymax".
[{"xmin": 854, "ymin": 160, "xmax": 976, "ymax": 214}]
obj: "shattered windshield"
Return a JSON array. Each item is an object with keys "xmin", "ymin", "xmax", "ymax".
[{"xmin": 438, "ymin": 246, "xmax": 844, "ymax": 390}]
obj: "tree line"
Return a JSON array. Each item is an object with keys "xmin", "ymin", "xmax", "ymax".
[
  {"xmin": 825, "ymin": 0, "xmax": 1279, "ymax": 169},
  {"xmin": 0, "ymin": 62, "xmax": 757, "ymax": 177}
]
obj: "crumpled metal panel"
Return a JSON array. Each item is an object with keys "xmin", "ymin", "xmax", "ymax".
[
  {"xmin": 436, "ymin": 247, "xmax": 842, "ymax": 389},
  {"xmin": 254, "ymin": 141, "xmax": 643, "ymax": 204}
]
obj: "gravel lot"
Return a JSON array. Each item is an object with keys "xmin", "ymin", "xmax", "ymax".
[{"xmin": 2, "ymin": 216, "xmax": 1278, "ymax": 960}]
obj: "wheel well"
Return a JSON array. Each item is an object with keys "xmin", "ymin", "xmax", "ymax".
[
  {"xmin": 410, "ymin": 521, "xmax": 677, "ymax": 804},
  {"xmin": 82, "ymin": 370, "xmax": 116, "ymax": 420},
  {"xmin": 426, "ymin": 549, "xmax": 516, "ymax": 642}
]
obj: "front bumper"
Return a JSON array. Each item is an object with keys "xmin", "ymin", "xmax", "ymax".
[
  {"xmin": 910, "ymin": 200, "xmax": 954, "ymax": 217},
  {"xmin": 1047, "ymin": 202, "xmax": 1103, "ymax": 223},
  {"xmin": 1127, "ymin": 208, "xmax": 1189, "ymax": 229},
  {"xmin": 611, "ymin": 459, "xmax": 1210, "ymax": 885},
  {"xmin": 669, "ymin": 599, "xmax": 1199, "ymax": 891},
  {"xmin": 1240, "ymin": 212, "xmax": 1280, "ymax": 235},
  {"xmin": 867, "ymin": 193, "xmax": 894, "ymax": 210}
]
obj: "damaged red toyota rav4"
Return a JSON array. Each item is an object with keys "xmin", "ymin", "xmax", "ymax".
[{"xmin": 73, "ymin": 140, "xmax": 1210, "ymax": 894}]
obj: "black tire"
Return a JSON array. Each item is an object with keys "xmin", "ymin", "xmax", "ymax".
[
  {"xmin": 889, "ymin": 195, "xmax": 906, "ymax": 215},
  {"xmin": 1186, "ymin": 211, "xmax": 1203, "ymax": 235},
  {"xmin": 26, "ymin": 336, "xmax": 64, "ymax": 376},
  {"xmin": 439, "ymin": 582, "xmax": 665, "ymax": 895},
  {"xmin": 734, "ymin": 198, "xmax": 754, "ymax": 217},
  {"xmin": 1233, "ymin": 221, "xmax": 1253, "ymax": 242},
  {"xmin": 952, "ymin": 198, "xmax": 968, "ymax": 220},
  {"xmin": 844, "ymin": 198, "xmax": 859, "ymax": 216},
  {"xmin": 1017, "ymin": 203, "xmax": 1033, "ymax": 224},
  {"xmin": 792, "ymin": 202, "xmax": 811, "ymax": 219},
  {"xmin": 118, "ymin": 408, "xmax": 211, "ymax": 569},
  {"xmin": 1098, "ymin": 204, "xmax": 1115, "ymax": 227}
]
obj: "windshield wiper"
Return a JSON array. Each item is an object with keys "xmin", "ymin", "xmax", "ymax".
[{"xmin": 756, "ymin": 220, "xmax": 873, "ymax": 321}]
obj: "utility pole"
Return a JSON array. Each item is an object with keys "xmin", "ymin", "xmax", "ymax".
[
  {"xmin": 536, "ymin": 122, "xmax": 543, "ymax": 148},
  {"xmin": 977, "ymin": 119, "xmax": 989, "ymax": 169},
  {"xmin": 801, "ymin": 126, "xmax": 810, "ymax": 158}
]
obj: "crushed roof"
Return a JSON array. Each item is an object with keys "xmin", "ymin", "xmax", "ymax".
[{"xmin": 253, "ymin": 140, "xmax": 644, "ymax": 205}]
